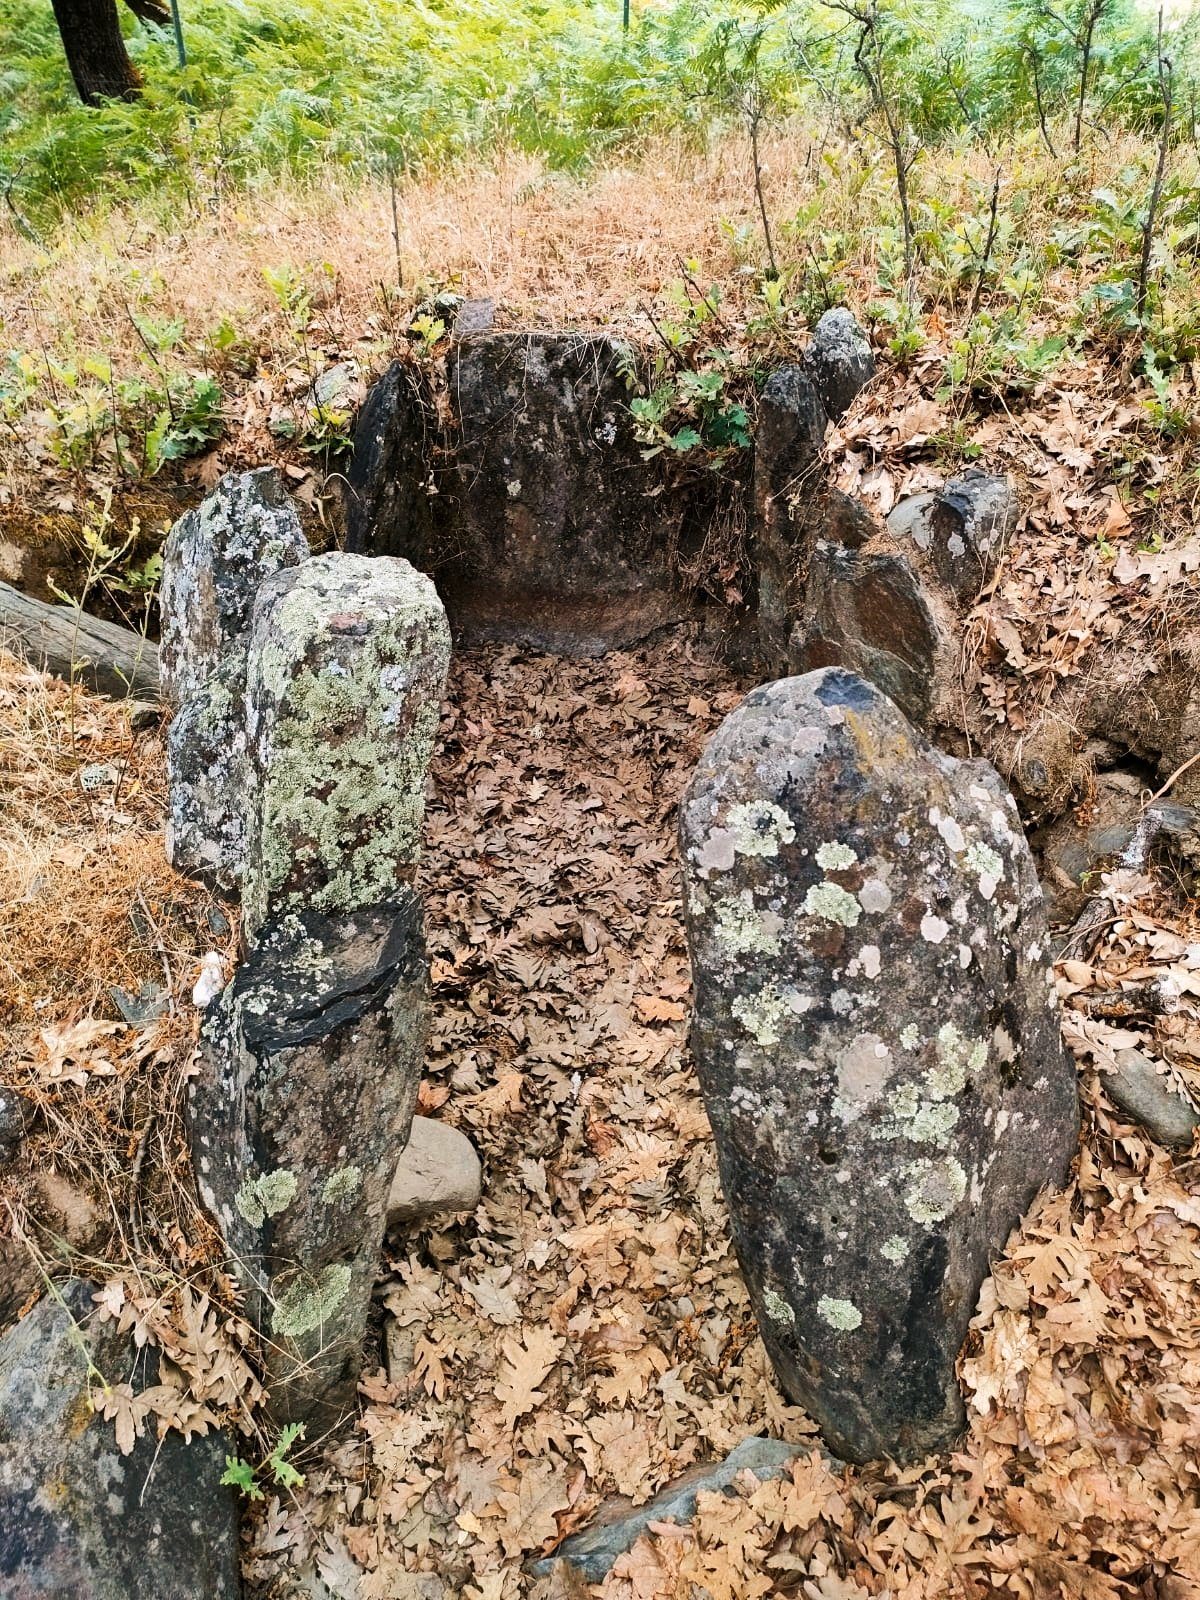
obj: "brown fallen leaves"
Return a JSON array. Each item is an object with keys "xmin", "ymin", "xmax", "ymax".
[{"xmin": 6, "ymin": 636, "xmax": 1200, "ymax": 1599}]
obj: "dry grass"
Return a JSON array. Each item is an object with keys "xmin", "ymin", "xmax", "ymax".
[
  {"xmin": 0, "ymin": 649, "xmax": 234, "ymax": 1320},
  {"xmin": 0, "ymin": 120, "xmax": 1162, "ymax": 410}
]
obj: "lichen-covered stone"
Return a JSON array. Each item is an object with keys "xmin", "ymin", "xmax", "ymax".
[
  {"xmin": 804, "ymin": 308, "xmax": 875, "ymax": 422},
  {"xmin": 188, "ymin": 551, "xmax": 449, "ymax": 1425},
  {"xmin": 160, "ymin": 467, "xmax": 308, "ymax": 707},
  {"xmin": 161, "ymin": 469, "xmax": 309, "ymax": 888},
  {"xmin": 241, "ymin": 552, "xmax": 451, "ymax": 941},
  {"xmin": 189, "ymin": 896, "xmax": 427, "ymax": 1424},
  {"xmin": 0, "ymin": 1279, "xmax": 239, "ymax": 1597},
  {"xmin": 678, "ymin": 668, "xmax": 1078, "ymax": 1464}
]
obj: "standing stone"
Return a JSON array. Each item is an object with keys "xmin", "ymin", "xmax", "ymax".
[
  {"xmin": 239, "ymin": 552, "xmax": 450, "ymax": 939},
  {"xmin": 753, "ymin": 366, "xmax": 827, "ymax": 670},
  {"xmin": 160, "ymin": 467, "xmax": 309, "ymax": 707},
  {"xmin": 343, "ymin": 359, "xmax": 444, "ymax": 566},
  {"xmin": 161, "ymin": 469, "xmax": 309, "ymax": 888},
  {"xmin": 678, "ymin": 668, "xmax": 1078, "ymax": 1464},
  {"xmin": 0, "ymin": 1280, "xmax": 240, "ymax": 1597},
  {"xmin": 804, "ymin": 308, "xmax": 875, "ymax": 422},
  {"xmin": 188, "ymin": 552, "xmax": 450, "ymax": 1425},
  {"xmin": 793, "ymin": 544, "xmax": 945, "ymax": 727}
]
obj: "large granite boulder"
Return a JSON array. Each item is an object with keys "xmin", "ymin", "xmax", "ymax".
[
  {"xmin": 161, "ymin": 469, "xmax": 309, "ymax": 888},
  {"xmin": 678, "ymin": 667, "xmax": 1078, "ymax": 1464},
  {"xmin": 0, "ymin": 1280, "xmax": 240, "ymax": 1597}
]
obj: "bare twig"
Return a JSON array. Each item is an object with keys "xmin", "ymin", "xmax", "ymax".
[{"xmin": 1136, "ymin": 13, "xmax": 1173, "ymax": 320}]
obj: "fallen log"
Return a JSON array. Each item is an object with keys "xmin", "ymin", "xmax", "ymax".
[{"xmin": 0, "ymin": 581, "xmax": 160, "ymax": 701}]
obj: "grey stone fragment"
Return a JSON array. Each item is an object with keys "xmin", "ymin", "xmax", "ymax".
[
  {"xmin": 790, "ymin": 543, "xmax": 946, "ymax": 727},
  {"xmin": 886, "ymin": 471, "xmax": 1017, "ymax": 603},
  {"xmin": 241, "ymin": 552, "xmax": 450, "ymax": 940},
  {"xmin": 161, "ymin": 470, "xmax": 309, "ymax": 889},
  {"xmin": 160, "ymin": 468, "xmax": 308, "ymax": 708},
  {"xmin": 804, "ymin": 308, "xmax": 875, "ymax": 421},
  {"xmin": 530, "ymin": 1436, "xmax": 806, "ymax": 1582},
  {"xmin": 678, "ymin": 668, "xmax": 1079, "ymax": 1465},
  {"xmin": 0, "ymin": 1280, "xmax": 240, "ymax": 1598},
  {"xmin": 388, "ymin": 1116, "xmax": 482, "ymax": 1226},
  {"xmin": 108, "ymin": 980, "xmax": 168, "ymax": 1025},
  {"xmin": 1104, "ymin": 1048, "xmax": 1200, "ymax": 1149},
  {"xmin": 453, "ymin": 298, "xmax": 496, "ymax": 337}
]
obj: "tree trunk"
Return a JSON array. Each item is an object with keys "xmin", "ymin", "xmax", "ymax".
[{"xmin": 50, "ymin": 0, "xmax": 141, "ymax": 105}]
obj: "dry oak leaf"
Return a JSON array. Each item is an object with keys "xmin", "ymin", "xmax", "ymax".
[
  {"xmin": 496, "ymin": 1458, "xmax": 572, "ymax": 1557},
  {"xmin": 495, "ymin": 1325, "xmax": 564, "ymax": 1429},
  {"xmin": 34, "ymin": 1017, "xmax": 123, "ymax": 1085},
  {"xmin": 632, "ymin": 995, "xmax": 686, "ymax": 1024}
]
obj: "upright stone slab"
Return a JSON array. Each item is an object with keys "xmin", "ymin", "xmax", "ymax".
[
  {"xmin": 240, "ymin": 552, "xmax": 450, "ymax": 939},
  {"xmin": 161, "ymin": 469, "xmax": 309, "ymax": 887},
  {"xmin": 804, "ymin": 308, "xmax": 875, "ymax": 422},
  {"xmin": 188, "ymin": 552, "xmax": 451, "ymax": 1425},
  {"xmin": 753, "ymin": 366, "xmax": 827, "ymax": 670},
  {"xmin": 679, "ymin": 668, "xmax": 1078, "ymax": 1465},
  {"xmin": 789, "ymin": 472, "xmax": 1016, "ymax": 732},
  {"xmin": 160, "ymin": 468, "xmax": 309, "ymax": 705}
]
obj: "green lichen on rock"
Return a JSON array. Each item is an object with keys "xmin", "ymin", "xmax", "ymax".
[
  {"xmin": 903, "ymin": 1155, "xmax": 968, "ymax": 1227},
  {"xmin": 726, "ymin": 800, "xmax": 796, "ymax": 858},
  {"xmin": 803, "ymin": 880, "xmax": 861, "ymax": 927},
  {"xmin": 322, "ymin": 1165, "xmax": 362, "ymax": 1206},
  {"xmin": 235, "ymin": 1167, "xmax": 298, "ymax": 1228},
  {"xmin": 815, "ymin": 840, "xmax": 858, "ymax": 871},
  {"xmin": 243, "ymin": 553, "xmax": 451, "ymax": 935},
  {"xmin": 881, "ymin": 1235, "xmax": 910, "ymax": 1264},
  {"xmin": 762, "ymin": 1287, "xmax": 796, "ymax": 1327},
  {"xmin": 731, "ymin": 985, "xmax": 807, "ymax": 1047},
  {"xmin": 964, "ymin": 839, "xmax": 1004, "ymax": 894},
  {"xmin": 272, "ymin": 1263, "xmax": 352, "ymax": 1338},
  {"xmin": 817, "ymin": 1296, "xmax": 862, "ymax": 1331},
  {"xmin": 714, "ymin": 895, "xmax": 782, "ymax": 956},
  {"xmin": 931, "ymin": 1022, "xmax": 986, "ymax": 1099}
]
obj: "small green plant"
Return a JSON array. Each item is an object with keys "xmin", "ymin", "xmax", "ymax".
[
  {"xmin": 220, "ymin": 1422, "xmax": 307, "ymax": 1502},
  {"xmin": 627, "ymin": 354, "xmax": 751, "ymax": 460}
]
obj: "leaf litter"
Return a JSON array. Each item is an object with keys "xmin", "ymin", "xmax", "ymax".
[{"xmin": 4, "ymin": 637, "xmax": 1200, "ymax": 1597}]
